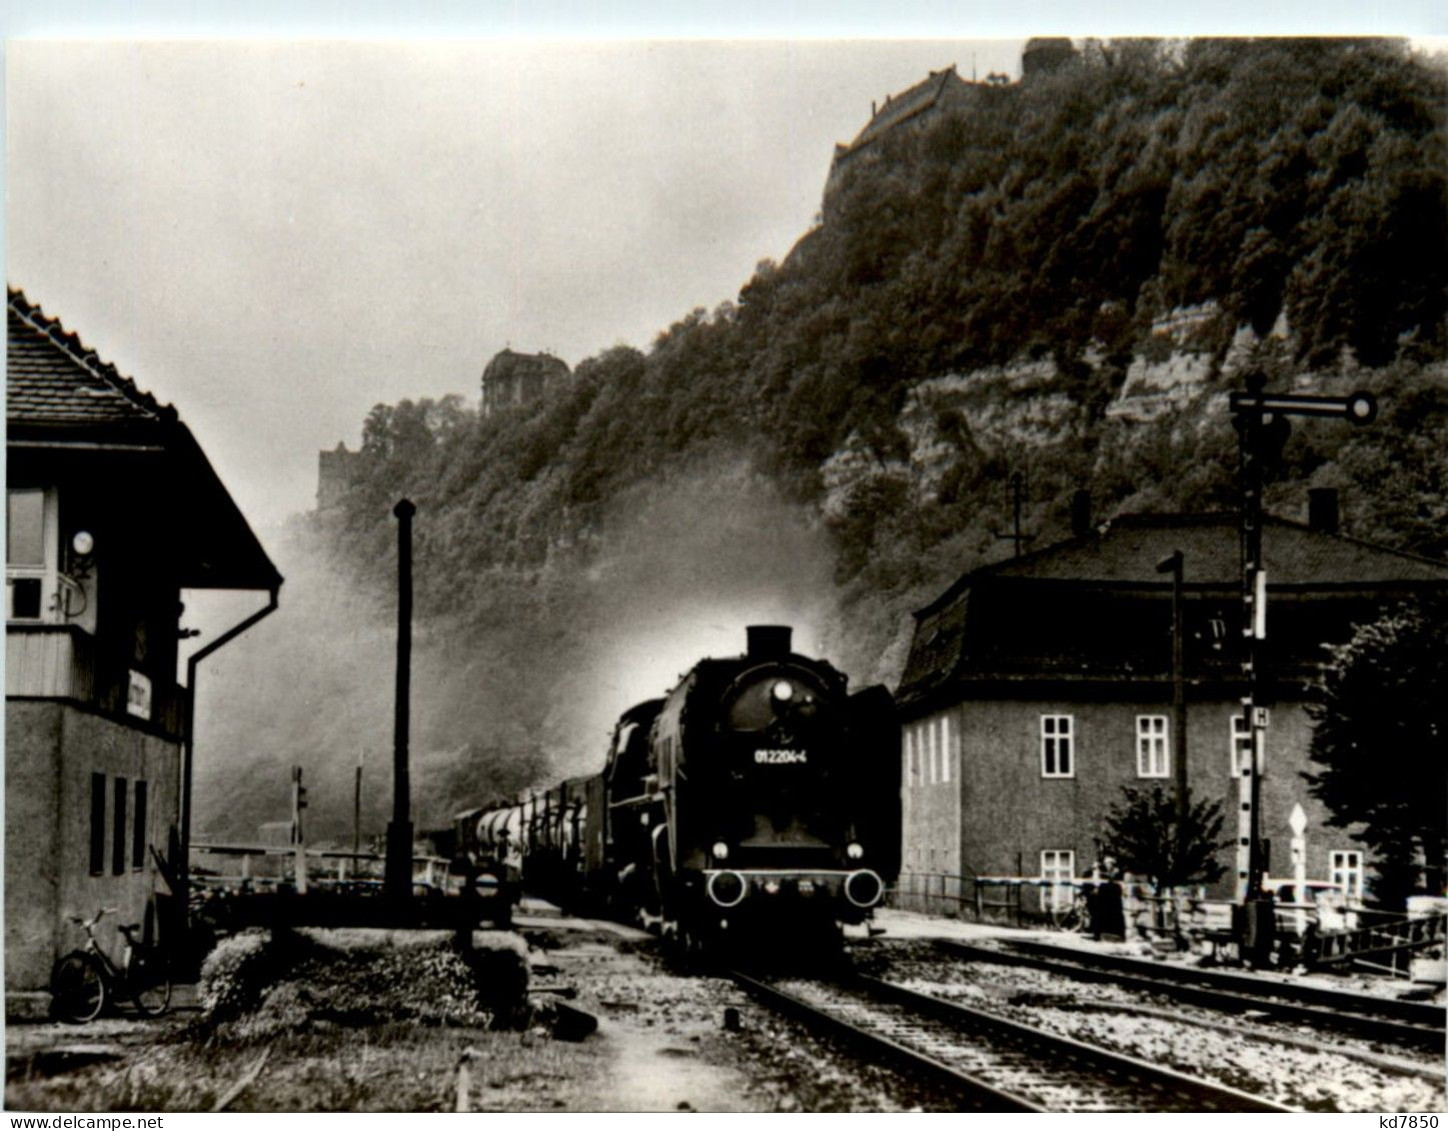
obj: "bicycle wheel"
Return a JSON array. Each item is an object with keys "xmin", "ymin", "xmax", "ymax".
[
  {"xmin": 1050, "ymin": 902, "xmax": 1081, "ymax": 932},
  {"xmin": 128, "ymin": 950, "xmax": 172, "ymax": 1017},
  {"xmin": 50, "ymin": 952, "xmax": 106, "ymax": 1023}
]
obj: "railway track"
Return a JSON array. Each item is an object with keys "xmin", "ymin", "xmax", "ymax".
[
  {"xmin": 728, "ymin": 969, "xmax": 1291, "ymax": 1112},
  {"xmin": 938, "ymin": 938, "xmax": 1447, "ymax": 1053}
]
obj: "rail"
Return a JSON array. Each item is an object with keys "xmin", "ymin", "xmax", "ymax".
[
  {"xmin": 728, "ymin": 969, "xmax": 1291, "ymax": 1112},
  {"xmin": 941, "ymin": 938, "xmax": 1446, "ymax": 1052}
]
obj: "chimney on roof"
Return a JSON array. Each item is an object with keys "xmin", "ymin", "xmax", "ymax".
[
  {"xmin": 1308, "ymin": 488, "xmax": 1340, "ymax": 535},
  {"xmin": 1070, "ymin": 489, "xmax": 1092, "ymax": 539}
]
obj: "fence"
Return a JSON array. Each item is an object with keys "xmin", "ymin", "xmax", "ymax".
[
  {"xmin": 889, "ymin": 869, "xmax": 1423, "ymax": 959},
  {"xmin": 892, "ymin": 871, "xmax": 1078, "ymax": 927},
  {"xmin": 890, "ymin": 871, "xmax": 1264, "ymax": 934}
]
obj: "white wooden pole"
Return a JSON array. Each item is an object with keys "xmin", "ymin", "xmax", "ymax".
[{"xmin": 1290, "ymin": 803, "xmax": 1308, "ymax": 939}]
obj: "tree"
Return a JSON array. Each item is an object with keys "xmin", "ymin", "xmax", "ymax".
[
  {"xmin": 1305, "ymin": 599, "xmax": 1448, "ymax": 907},
  {"xmin": 1100, "ymin": 784, "xmax": 1229, "ymax": 892}
]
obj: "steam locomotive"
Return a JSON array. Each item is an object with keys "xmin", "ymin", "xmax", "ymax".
[{"xmin": 455, "ymin": 626, "xmax": 900, "ymax": 947}]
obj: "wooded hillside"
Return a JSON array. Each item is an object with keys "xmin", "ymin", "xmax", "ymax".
[{"xmin": 198, "ymin": 38, "xmax": 1448, "ymax": 840}]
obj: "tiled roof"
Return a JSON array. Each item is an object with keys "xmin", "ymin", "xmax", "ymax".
[
  {"xmin": 7, "ymin": 287, "xmax": 176, "ymax": 430},
  {"xmin": 846, "ymin": 67, "xmax": 967, "ymax": 154},
  {"xmin": 6, "ymin": 286, "xmax": 282, "ymax": 592},
  {"xmin": 898, "ymin": 512, "xmax": 1448, "ymax": 708},
  {"xmin": 482, "ymin": 348, "xmax": 570, "ymax": 381},
  {"xmin": 922, "ymin": 514, "xmax": 1448, "ymax": 614}
]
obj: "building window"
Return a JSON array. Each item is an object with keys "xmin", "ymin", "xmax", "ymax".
[
  {"xmin": 1041, "ymin": 715, "xmax": 1074, "ymax": 777},
  {"xmin": 6, "ymin": 488, "xmax": 56, "ymax": 621},
  {"xmin": 1041, "ymin": 849, "xmax": 1075, "ymax": 912},
  {"xmin": 1230, "ymin": 714, "xmax": 1253, "ymax": 776},
  {"xmin": 112, "ymin": 778, "xmax": 127, "ymax": 876},
  {"xmin": 1137, "ymin": 716, "xmax": 1169, "ymax": 778},
  {"xmin": 941, "ymin": 715, "xmax": 951, "ymax": 784},
  {"xmin": 1330, "ymin": 850, "xmax": 1364, "ymax": 901},
  {"xmin": 132, "ymin": 780, "xmax": 148, "ymax": 870},
  {"xmin": 928, "ymin": 722, "xmax": 939, "ymax": 784},
  {"xmin": 89, "ymin": 773, "xmax": 106, "ymax": 875}
]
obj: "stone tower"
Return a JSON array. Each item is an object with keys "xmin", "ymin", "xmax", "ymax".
[{"xmin": 480, "ymin": 349, "xmax": 571, "ymax": 417}]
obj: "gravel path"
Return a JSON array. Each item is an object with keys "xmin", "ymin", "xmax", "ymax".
[{"xmin": 9, "ymin": 916, "xmax": 1439, "ymax": 1113}]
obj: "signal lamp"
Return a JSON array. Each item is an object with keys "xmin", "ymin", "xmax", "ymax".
[{"xmin": 1347, "ymin": 392, "xmax": 1377, "ymax": 423}]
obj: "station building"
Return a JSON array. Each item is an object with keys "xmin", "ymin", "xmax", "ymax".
[
  {"xmin": 5, "ymin": 288, "xmax": 282, "ymax": 991},
  {"xmin": 894, "ymin": 493, "xmax": 1448, "ymax": 919}
]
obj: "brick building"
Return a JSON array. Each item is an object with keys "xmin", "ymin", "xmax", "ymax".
[
  {"xmin": 5, "ymin": 288, "xmax": 281, "ymax": 991},
  {"xmin": 894, "ymin": 496, "xmax": 1448, "ymax": 919}
]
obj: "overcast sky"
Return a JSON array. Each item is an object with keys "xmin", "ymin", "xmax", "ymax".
[
  {"xmin": 8, "ymin": 38, "xmax": 1037, "ymax": 531},
  {"xmin": 7, "ymin": 1, "xmax": 1442, "ymax": 536}
]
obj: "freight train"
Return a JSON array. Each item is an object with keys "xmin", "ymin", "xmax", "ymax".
[{"xmin": 454, "ymin": 626, "xmax": 900, "ymax": 948}]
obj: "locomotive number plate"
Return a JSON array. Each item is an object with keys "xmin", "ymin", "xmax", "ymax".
[{"xmin": 755, "ymin": 749, "xmax": 807, "ymax": 765}]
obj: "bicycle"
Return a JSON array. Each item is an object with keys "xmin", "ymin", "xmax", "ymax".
[
  {"xmin": 1049, "ymin": 885, "xmax": 1094, "ymax": 934},
  {"xmin": 49, "ymin": 907, "xmax": 172, "ymax": 1023}
]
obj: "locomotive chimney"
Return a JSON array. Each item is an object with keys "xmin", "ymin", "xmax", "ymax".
[{"xmin": 747, "ymin": 625, "xmax": 793, "ymax": 658}]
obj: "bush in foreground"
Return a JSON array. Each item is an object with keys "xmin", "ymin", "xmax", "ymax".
[{"xmin": 198, "ymin": 928, "xmax": 530, "ymax": 1039}]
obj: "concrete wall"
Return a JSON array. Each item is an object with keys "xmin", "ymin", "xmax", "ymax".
[{"xmin": 6, "ymin": 700, "xmax": 179, "ymax": 990}]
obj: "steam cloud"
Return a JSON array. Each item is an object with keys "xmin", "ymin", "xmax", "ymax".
[{"xmin": 190, "ymin": 453, "xmax": 845, "ymax": 846}]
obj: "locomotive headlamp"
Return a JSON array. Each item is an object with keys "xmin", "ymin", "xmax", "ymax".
[
  {"xmin": 711, "ymin": 841, "xmax": 729, "ymax": 861},
  {"xmin": 771, "ymin": 680, "xmax": 794, "ymax": 703},
  {"xmin": 846, "ymin": 869, "xmax": 885, "ymax": 909},
  {"xmin": 846, "ymin": 842, "xmax": 865, "ymax": 861},
  {"xmin": 707, "ymin": 871, "xmax": 746, "ymax": 908}
]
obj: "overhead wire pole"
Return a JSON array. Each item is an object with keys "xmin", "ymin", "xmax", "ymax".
[
  {"xmin": 995, "ymin": 470, "xmax": 1034, "ymax": 558},
  {"xmin": 1229, "ymin": 373, "xmax": 1376, "ymax": 963},
  {"xmin": 1156, "ymin": 550, "xmax": 1187, "ymax": 832}
]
